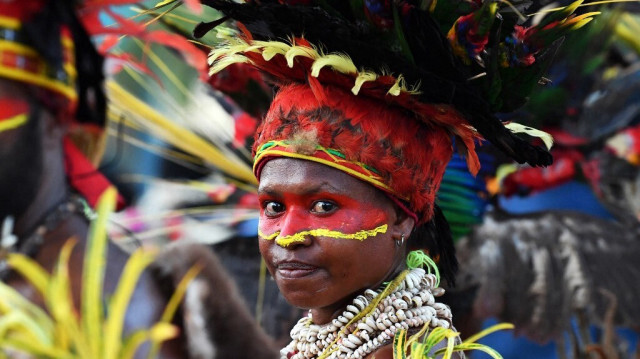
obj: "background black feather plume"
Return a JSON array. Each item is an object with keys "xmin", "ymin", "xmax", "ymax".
[{"xmin": 23, "ymin": 0, "xmax": 105, "ymax": 125}]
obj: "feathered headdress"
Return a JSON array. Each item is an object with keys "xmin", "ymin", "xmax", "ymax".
[
  {"xmin": 196, "ymin": 0, "xmax": 596, "ymax": 282},
  {"xmin": 198, "ymin": 0, "xmax": 597, "ymax": 165}
]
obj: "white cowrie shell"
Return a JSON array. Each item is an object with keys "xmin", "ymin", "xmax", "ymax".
[
  {"xmin": 341, "ymin": 342, "xmax": 355, "ymax": 351},
  {"xmin": 338, "ymin": 315, "xmax": 349, "ymax": 324},
  {"xmin": 347, "ymin": 334, "xmax": 362, "ymax": 346},
  {"xmin": 364, "ymin": 289, "xmax": 378, "ymax": 298},
  {"xmin": 411, "ymin": 274, "xmax": 422, "ymax": 288},
  {"xmin": 359, "ymin": 330, "xmax": 370, "ymax": 341},
  {"xmin": 393, "ymin": 299, "xmax": 408, "ymax": 310},
  {"xmin": 405, "ymin": 310, "xmax": 414, "ymax": 319},
  {"xmin": 344, "ymin": 311, "xmax": 355, "ymax": 320},
  {"xmin": 366, "ymin": 317, "xmax": 377, "ymax": 329},
  {"xmin": 430, "ymin": 317, "xmax": 439, "ymax": 327},
  {"xmin": 396, "ymin": 309, "xmax": 406, "ymax": 321},
  {"xmin": 346, "ymin": 305, "xmax": 359, "ymax": 314},
  {"xmin": 384, "ymin": 305, "xmax": 395, "ymax": 314},
  {"xmin": 420, "ymin": 291, "xmax": 430, "ymax": 302},
  {"xmin": 426, "ymin": 293, "xmax": 435, "ymax": 305},
  {"xmin": 405, "ymin": 277, "xmax": 415, "ymax": 289},
  {"xmin": 354, "ymin": 296, "xmax": 367, "ymax": 310}
]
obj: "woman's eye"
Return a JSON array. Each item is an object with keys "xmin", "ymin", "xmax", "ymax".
[
  {"xmin": 264, "ymin": 201, "xmax": 285, "ymax": 216},
  {"xmin": 311, "ymin": 201, "xmax": 337, "ymax": 214}
]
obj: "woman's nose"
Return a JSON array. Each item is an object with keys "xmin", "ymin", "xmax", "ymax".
[{"xmin": 277, "ymin": 208, "xmax": 313, "ymax": 248}]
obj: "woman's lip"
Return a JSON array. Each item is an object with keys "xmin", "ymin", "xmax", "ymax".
[{"xmin": 276, "ymin": 262, "xmax": 319, "ymax": 278}]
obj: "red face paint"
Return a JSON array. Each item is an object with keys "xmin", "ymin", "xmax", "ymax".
[
  {"xmin": 258, "ymin": 189, "xmax": 389, "ymax": 244},
  {"xmin": 0, "ymin": 98, "xmax": 30, "ymax": 133}
]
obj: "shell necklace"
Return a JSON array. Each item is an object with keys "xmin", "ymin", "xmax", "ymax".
[{"xmin": 282, "ymin": 267, "xmax": 454, "ymax": 359}]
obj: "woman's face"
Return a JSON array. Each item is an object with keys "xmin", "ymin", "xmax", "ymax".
[{"xmin": 258, "ymin": 158, "xmax": 407, "ymax": 313}]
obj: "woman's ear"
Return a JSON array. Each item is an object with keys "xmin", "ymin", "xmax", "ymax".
[{"xmin": 390, "ymin": 205, "xmax": 415, "ymax": 241}]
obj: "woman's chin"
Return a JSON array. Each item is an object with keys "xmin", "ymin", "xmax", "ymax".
[{"xmin": 276, "ymin": 275, "xmax": 333, "ymax": 309}]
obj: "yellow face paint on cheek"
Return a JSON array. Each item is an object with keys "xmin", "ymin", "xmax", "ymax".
[
  {"xmin": 0, "ymin": 113, "xmax": 28, "ymax": 133},
  {"xmin": 258, "ymin": 224, "xmax": 388, "ymax": 247}
]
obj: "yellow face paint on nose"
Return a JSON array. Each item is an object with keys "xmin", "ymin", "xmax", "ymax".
[
  {"xmin": 0, "ymin": 113, "xmax": 28, "ymax": 133},
  {"xmin": 258, "ymin": 224, "xmax": 388, "ymax": 247}
]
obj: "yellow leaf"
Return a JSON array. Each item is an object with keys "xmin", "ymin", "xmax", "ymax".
[
  {"xmin": 83, "ymin": 187, "xmax": 116, "ymax": 358},
  {"xmin": 393, "ymin": 329, "xmax": 408, "ymax": 359},
  {"xmin": 461, "ymin": 323, "xmax": 514, "ymax": 344},
  {"xmin": 107, "ymin": 81, "xmax": 257, "ymax": 185},
  {"xmin": 6, "ymin": 254, "xmax": 50, "ymax": 296},
  {"xmin": 121, "ymin": 324, "xmax": 178, "ymax": 359},
  {"xmin": 103, "ymin": 249, "xmax": 156, "ymax": 359}
]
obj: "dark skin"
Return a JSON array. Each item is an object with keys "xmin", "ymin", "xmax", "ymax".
[
  {"xmin": 258, "ymin": 158, "xmax": 415, "ymax": 359},
  {"xmin": 0, "ymin": 79, "xmax": 185, "ymax": 358}
]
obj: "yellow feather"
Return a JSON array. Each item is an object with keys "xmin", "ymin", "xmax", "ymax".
[
  {"xmin": 250, "ymin": 40, "xmax": 291, "ymax": 61},
  {"xmin": 285, "ymin": 46, "xmax": 318, "ymax": 68},
  {"xmin": 387, "ymin": 75, "xmax": 405, "ymax": 96},
  {"xmin": 310, "ymin": 53, "xmax": 357, "ymax": 77},
  {"xmin": 208, "ymin": 54, "xmax": 249, "ymax": 76},
  {"xmin": 261, "ymin": 46, "xmax": 289, "ymax": 61},
  {"xmin": 352, "ymin": 71, "xmax": 378, "ymax": 95}
]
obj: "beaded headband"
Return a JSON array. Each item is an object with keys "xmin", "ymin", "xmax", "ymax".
[{"xmin": 254, "ymin": 140, "xmax": 397, "ymax": 198}]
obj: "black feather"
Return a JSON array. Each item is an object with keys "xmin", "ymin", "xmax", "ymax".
[
  {"xmin": 410, "ymin": 204, "xmax": 458, "ymax": 287},
  {"xmin": 198, "ymin": 0, "xmax": 552, "ymax": 167}
]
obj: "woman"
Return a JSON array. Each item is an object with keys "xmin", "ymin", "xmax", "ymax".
[
  {"xmin": 195, "ymin": 0, "xmax": 590, "ymax": 357},
  {"xmin": 253, "ymin": 83, "xmax": 459, "ymax": 359}
]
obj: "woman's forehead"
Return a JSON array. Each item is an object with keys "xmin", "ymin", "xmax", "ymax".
[{"xmin": 258, "ymin": 158, "xmax": 383, "ymax": 200}]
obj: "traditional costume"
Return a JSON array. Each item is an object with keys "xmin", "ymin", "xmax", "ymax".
[
  {"xmin": 0, "ymin": 0, "xmax": 121, "ymax": 278},
  {"xmin": 195, "ymin": 0, "xmax": 596, "ymax": 357}
]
